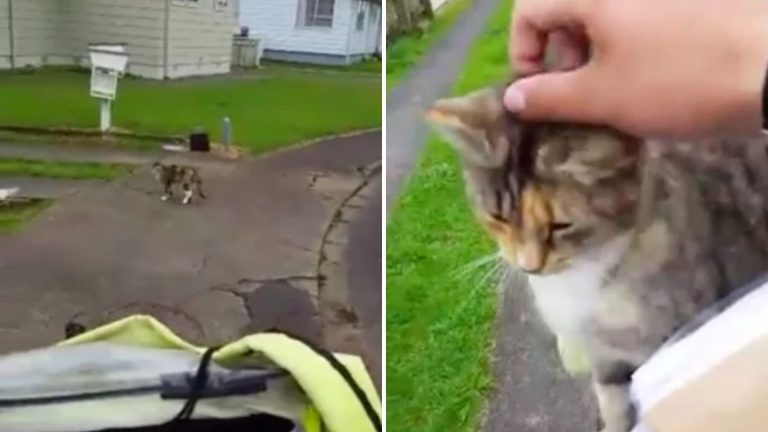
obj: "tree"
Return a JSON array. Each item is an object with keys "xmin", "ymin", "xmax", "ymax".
[
  {"xmin": 390, "ymin": 0, "xmax": 413, "ymax": 34},
  {"xmin": 418, "ymin": 0, "xmax": 434, "ymax": 19}
]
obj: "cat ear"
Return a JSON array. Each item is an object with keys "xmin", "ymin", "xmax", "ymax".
[{"xmin": 425, "ymin": 87, "xmax": 510, "ymax": 168}]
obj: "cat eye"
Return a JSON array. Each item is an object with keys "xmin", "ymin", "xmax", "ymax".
[
  {"xmin": 549, "ymin": 222, "xmax": 572, "ymax": 233},
  {"xmin": 489, "ymin": 212, "xmax": 506, "ymax": 222}
]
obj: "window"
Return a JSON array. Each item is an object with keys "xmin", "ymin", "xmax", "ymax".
[
  {"xmin": 214, "ymin": 0, "xmax": 229, "ymax": 10},
  {"xmin": 296, "ymin": 0, "xmax": 335, "ymax": 28},
  {"xmin": 355, "ymin": 1, "xmax": 367, "ymax": 31}
]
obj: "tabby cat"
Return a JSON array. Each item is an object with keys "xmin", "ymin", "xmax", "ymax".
[
  {"xmin": 151, "ymin": 162, "xmax": 207, "ymax": 205},
  {"xmin": 427, "ymin": 85, "xmax": 768, "ymax": 432}
]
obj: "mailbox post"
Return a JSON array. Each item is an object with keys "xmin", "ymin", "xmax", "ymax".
[{"xmin": 88, "ymin": 43, "xmax": 129, "ymax": 132}]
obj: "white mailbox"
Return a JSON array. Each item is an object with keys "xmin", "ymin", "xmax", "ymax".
[{"xmin": 88, "ymin": 43, "xmax": 129, "ymax": 131}]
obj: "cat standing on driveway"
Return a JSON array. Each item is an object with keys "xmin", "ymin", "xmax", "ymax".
[{"xmin": 151, "ymin": 162, "xmax": 207, "ymax": 205}]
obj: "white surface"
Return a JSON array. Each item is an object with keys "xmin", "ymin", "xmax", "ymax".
[
  {"xmin": 0, "ymin": 187, "xmax": 20, "ymax": 202},
  {"xmin": 89, "ymin": 44, "xmax": 128, "ymax": 101},
  {"xmin": 88, "ymin": 45, "xmax": 129, "ymax": 74},
  {"xmin": 631, "ymin": 279, "xmax": 768, "ymax": 430},
  {"xmin": 99, "ymin": 99, "xmax": 111, "ymax": 132}
]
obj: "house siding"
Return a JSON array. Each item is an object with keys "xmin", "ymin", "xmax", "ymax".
[
  {"xmin": 347, "ymin": 0, "xmax": 380, "ymax": 56},
  {"xmin": 0, "ymin": 0, "xmax": 234, "ymax": 79},
  {"xmin": 0, "ymin": 0, "xmax": 10, "ymax": 68},
  {"xmin": 60, "ymin": 0, "xmax": 166, "ymax": 78},
  {"xmin": 240, "ymin": 0, "xmax": 352, "ymax": 57},
  {"xmin": 167, "ymin": 0, "xmax": 234, "ymax": 78},
  {"xmin": 4, "ymin": 0, "xmax": 57, "ymax": 68}
]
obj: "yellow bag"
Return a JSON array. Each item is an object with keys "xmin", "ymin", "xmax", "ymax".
[{"xmin": 0, "ymin": 315, "xmax": 381, "ymax": 432}]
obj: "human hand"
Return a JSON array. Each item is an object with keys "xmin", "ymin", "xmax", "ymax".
[{"xmin": 505, "ymin": 0, "xmax": 768, "ymax": 138}]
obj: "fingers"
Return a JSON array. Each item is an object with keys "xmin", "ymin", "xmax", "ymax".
[
  {"xmin": 549, "ymin": 30, "xmax": 588, "ymax": 71},
  {"xmin": 511, "ymin": 17, "xmax": 547, "ymax": 76},
  {"xmin": 503, "ymin": 66, "xmax": 607, "ymax": 124},
  {"xmin": 510, "ymin": 0, "xmax": 589, "ymax": 75}
]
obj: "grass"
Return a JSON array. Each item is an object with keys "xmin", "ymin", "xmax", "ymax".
[
  {"xmin": 386, "ymin": 0, "xmax": 473, "ymax": 89},
  {"xmin": 0, "ymin": 199, "xmax": 51, "ymax": 234},
  {"xmin": 0, "ymin": 67, "xmax": 381, "ymax": 154},
  {"xmin": 386, "ymin": 1, "xmax": 512, "ymax": 432},
  {"xmin": 0, "ymin": 158, "xmax": 130, "ymax": 180},
  {"xmin": 0, "ymin": 130, "xmax": 165, "ymax": 151}
]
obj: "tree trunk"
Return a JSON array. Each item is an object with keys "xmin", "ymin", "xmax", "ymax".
[
  {"xmin": 391, "ymin": 0, "xmax": 413, "ymax": 34},
  {"xmin": 418, "ymin": 0, "xmax": 434, "ymax": 19}
]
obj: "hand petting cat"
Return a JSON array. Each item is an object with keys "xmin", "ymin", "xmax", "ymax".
[{"xmin": 505, "ymin": 0, "xmax": 768, "ymax": 139}]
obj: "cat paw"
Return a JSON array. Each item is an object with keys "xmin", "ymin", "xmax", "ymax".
[
  {"xmin": 161, "ymin": 195, "xmax": 169, "ymax": 201},
  {"xmin": 182, "ymin": 199, "xmax": 191, "ymax": 205}
]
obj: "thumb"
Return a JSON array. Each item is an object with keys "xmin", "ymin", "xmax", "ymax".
[{"xmin": 503, "ymin": 67, "xmax": 605, "ymax": 123}]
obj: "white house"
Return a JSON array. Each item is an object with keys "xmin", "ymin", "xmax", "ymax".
[
  {"xmin": 0, "ymin": 0, "xmax": 235, "ymax": 79},
  {"xmin": 238, "ymin": 0, "xmax": 381, "ymax": 65}
]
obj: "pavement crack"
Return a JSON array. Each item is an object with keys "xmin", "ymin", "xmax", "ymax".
[
  {"xmin": 237, "ymin": 275, "xmax": 318, "ymax": 285},
  {"xmin": 315, "ymin": 159, "xmax": 380, "ymax": 291},
  {"xmin": 196, "ymin": 253, "xmax": 210, "ymax": 277}
]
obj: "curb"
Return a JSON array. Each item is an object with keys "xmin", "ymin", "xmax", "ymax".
[
  {"xmin": 259, "ymin": 129, "xmax": 382, "ymax": 159},
  {"xmin": 315, "ymin": 160, "xmax": 381, "ymax": 350},
  {"xmin": 0, "ymin": 125, "xmax": 183, "ymax": 143}
]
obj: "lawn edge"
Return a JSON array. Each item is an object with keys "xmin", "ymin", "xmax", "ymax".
[{"xmin": 257, "ymin": 128, "xmax": 382, "ymax": 158}]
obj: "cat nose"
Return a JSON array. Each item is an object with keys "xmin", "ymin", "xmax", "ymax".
[{"xmin": 517, "ymin": 246, "xmax": 545, "ymax": 274}]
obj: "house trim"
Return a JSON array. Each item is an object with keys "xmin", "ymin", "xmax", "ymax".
[
  {"xmin": 344, "ymin": 0, "xmax": 355, "ymax": 64},
  {"xmin": 263, "ymin": 48, "xmax": 367, "ymax": 65},
  {"xmin": 7, "ymin": 0, "xmax": 15, "ymax": 69},
  {"xmin": 163, "ymin": 0, "xmax": 171, "ymax": 79}
]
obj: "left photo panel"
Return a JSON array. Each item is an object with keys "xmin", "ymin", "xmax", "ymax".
[{"xmin": 0, "ymin": 0, "xmax": 382, "ymax": 430}]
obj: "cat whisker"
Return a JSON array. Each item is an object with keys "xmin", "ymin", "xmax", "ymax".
[
  {"xmin": 474, "ymin": 257, "xmax": 506, "ymax": 289},
  {"xmin": 451, "ymin": 252, "xmax": 502, "ymax": 283}
]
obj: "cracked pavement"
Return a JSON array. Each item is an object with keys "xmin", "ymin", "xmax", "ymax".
[{"xmin": 0, "ymin": 131, "xmax": 381, "ymax": 353}]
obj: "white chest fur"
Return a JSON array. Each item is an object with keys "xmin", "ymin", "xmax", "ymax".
[{"xmin": 526, "ymin": 234, "xmax": 632, "ymax": 338}]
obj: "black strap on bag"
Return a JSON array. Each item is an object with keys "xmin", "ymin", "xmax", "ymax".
[
  {"xmin": 172, "ymin": 346, "xmax": 221, "ymax": 421},
  {"xmin": 168, "ymin": 331, "xmax": 381, "ymax": 432},
  {"xmin": 264, "ymin": 329, "xmax": 382, "ymax": 432}
]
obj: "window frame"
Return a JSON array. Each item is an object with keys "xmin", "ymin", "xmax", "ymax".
[
  {"xmin": 213, "ymin": 0, "xmax": 229, "ymax": 11},
  {"xmin": 172, "ymin": 0, "xmax": 200, "ymax": 7},
  {"xmin": 296, "ymin": 0, "xmax": 336, "ymax": 29}
]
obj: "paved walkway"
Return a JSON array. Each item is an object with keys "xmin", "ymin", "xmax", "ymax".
[
  {"xmin": 0, "ymin": 132, "xmax": 381, "ymax": 367},
  {"xmin": 0, "ymin": 141, "xmax": 235, "ymax": 168},
  {"xmin": 345, "ymin": 174, "xmax": 382, "ymax": 389},
  {"xmin": 0, "ymin": 142, "xmax": 162, "ymax": 165},
  {"xmin": 385, "ymin": 0, "xmax": 501, "ymax": 210},
  {"xmin": 385, "ymin": 0, "xmax": 595, "ymax": 429},
  {"xmin": 0, "ymin": 177, "xmax": 105, "ymax": 199}
]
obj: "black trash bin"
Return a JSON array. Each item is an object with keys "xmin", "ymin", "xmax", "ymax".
[{"xmin": 189, "ymin": 130, "xmax": 210, "ymax": 152}]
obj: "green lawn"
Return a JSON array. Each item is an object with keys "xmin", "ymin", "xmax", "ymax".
[
  {"xmin": 386, "ymin": 0, "xmax": 473, "ymax": 89},
  {"xmin": 386, "ymin": 2, "xmax": 511, "ymax": 431},
  {"xmin": 0, "ymin": 158, "xmax": 130, "ymax": 180},
  {"xmin": 0, "ymin": 68, "xmax": 381, "ymax": 154},
  {"xmin": 0, "ymin": 199, "xmax": 51, "ymax": 234}
]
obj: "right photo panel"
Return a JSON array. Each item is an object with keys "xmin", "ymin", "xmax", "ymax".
[{"xmin": 386, "ymin": 0, "xmax": 768, "ymax": 430}]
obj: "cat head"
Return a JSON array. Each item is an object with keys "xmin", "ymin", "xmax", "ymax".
[
  {"xmin": 426, "ymin": 86, "xmax": 642, "ymax": 274},
  {"xmin": 151, "ymin": 162, "xmax": 164, "ymax": 178}
]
